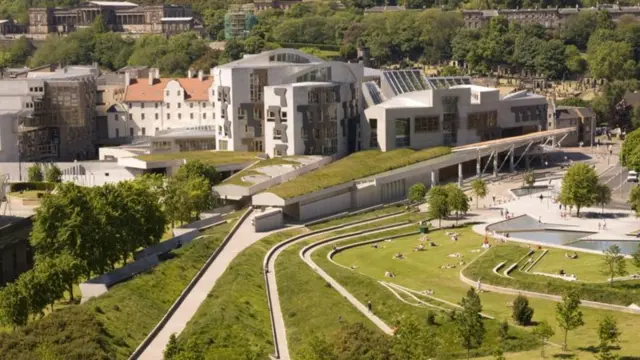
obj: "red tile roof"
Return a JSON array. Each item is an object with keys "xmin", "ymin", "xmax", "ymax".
[{"xmin": 124, "ymin": 76, "xmax": 214, "ymax": 102}]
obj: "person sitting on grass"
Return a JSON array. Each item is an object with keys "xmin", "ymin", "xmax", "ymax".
[
  {"xmin": 394, "ymin": 253, "xmax": 405, "ymax": 260},
  {"xmin": 385, "ymin": 271, "xmax": 395, "ymax": 278},
  {"xmin": 371, "ymin": 243, "xmax": 379, "ymax": 249},
  {"xmin": 413, "ymin": 244, "xmax": 425, "ymax": 252}
]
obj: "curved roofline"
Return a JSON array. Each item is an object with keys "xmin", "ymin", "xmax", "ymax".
[
  {"xmin": 282, "ymin": 61, "xmax": 358, "ymax": 84},
  {"xmin": 219, "ymin": 48, "xmax": 325, "ymax": 68}
]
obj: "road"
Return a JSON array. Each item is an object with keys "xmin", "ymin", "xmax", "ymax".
[{"xmin": 599, "ymin": 163, "xmax": 634, "ymax": 209}]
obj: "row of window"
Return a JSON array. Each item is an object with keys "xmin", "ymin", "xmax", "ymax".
[
  {"xmin": 164, "ymin": 89, "xmax": 216, "ymax": 98},
  {"xmin": 118, "ymin": 112, "xmax": 214, "ymax": 121},
  {"xmin": 29, "ymin": 86, "xmax": 44, "ymax": 93},
  {"xmin": 128, "ymin": 102, "xmax": 211, "ymax": 109},
  {"xmin": 114, "ymin": 127, "xmax": 157, "ymax": 137},
  {"xmin": 415, "ymin": 116, "xmax": 440, "ymax": 133},
  {"xmin": 468, "ymin": 111, "xmax": 498, "ymax": 130}
]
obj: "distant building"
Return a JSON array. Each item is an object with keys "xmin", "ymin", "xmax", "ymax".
[
  {"xmin": 28, "ymin": 1, "xmax": 200, "ymax": 37},
  {"xmin": 363, "ymin": 5, "xmax": 406, "ymax": 15},
  {"xmin": 0, "ymin": 65, "xmax": 99, "ymax": 162},
  {"xmin": 362, "ymin": 70, "xmax": 548, "ymax": 151},
  {"xmin": 462, "ymin": 4, "xmax": 640, "ymax": 29},
  {"xmin": 547, "ymin": 98, "xmax": 595, "ymax": 146},
  {"xmin": 0, "ymin": 215, "xmax": 34, "ymax": 288},
  {"xmin": 0, "ymin": 19, "xmax": 26, "ymax": 36},
  {"xmin": 253, "ymin": 0, "xmax": 304, "ymax": 12},
  {"xmin": 224, "ymin": 4, "xmax": 257, "ymax": 40}
]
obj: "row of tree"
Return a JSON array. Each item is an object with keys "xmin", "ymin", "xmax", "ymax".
[{"xmin": 0, "ymin": 160, "xmax": 220, "ymax": 329}]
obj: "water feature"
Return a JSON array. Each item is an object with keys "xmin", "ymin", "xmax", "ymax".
[
  {"xmin": 511, "ymin": 186, "xmax": 550, "ymax": 197},
  {"xmin": 568, "ymin": 240, "xmax": 640, "ymax": 255},
  {"xmin": 505, "ymin": 230, "xmax": 596, "ymax": 246}
]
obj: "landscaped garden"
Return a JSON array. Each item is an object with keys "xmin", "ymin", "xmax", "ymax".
[
  {"xmin": 221, "ymin": 156, "xmax": 302, "ymax": 186},
  {"xmin": 137, "ymin": 150, "xmax": 259, "ymax": 166},
  {"xmin": 268, "ymin": 146, "xmax": 451, "ymax": 199}
]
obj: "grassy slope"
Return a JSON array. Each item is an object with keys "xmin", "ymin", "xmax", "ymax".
[
  {"xmin": 0, "ymin": 221, "xmax": 234, "ymax": 360},
  {"xmin": 530, "ymin": 248, "xmax": 634, "ymax": 282},
  {"xmin": 222, "ymin": 157, "xmax": 300, "ymax": 187},
  {"xmin": 136, "ymin": 150, "xmax": 259, "ymax": 166},
  {"xmin": 268, "ymin": 147, "xmax": 451, "ymax": 199},
  {"xmin": 306, "ymin": 204, "xmax": 405, "ymax": 231},
  {"xmin": 312, "ymin": 227, "xmax": 538, "ymax": 359},
  {"xmin": 332, "ymin": 228, "xmax": 640, "ymax": 357}
]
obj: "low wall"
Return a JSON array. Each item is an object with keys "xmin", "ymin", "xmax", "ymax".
[
  {"xmin": 179, "ymin": 213, "xmax": 222, "ymax": 229},
  {"xmin": 253, "ymin": 208, "xmax": 283, "ymax": 232},
  {"xmin": 6, "ymin": 195, "xmax": 41, "ymax": 207}
]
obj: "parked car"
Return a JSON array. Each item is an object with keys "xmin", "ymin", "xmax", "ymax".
[{"xmin": 628, "ymin": 170, "xmax": 639, "ymax": 183}]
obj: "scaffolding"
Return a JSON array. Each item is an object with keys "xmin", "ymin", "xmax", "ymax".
[{"xmin": 224, "ymin": 4, "xmax": 257, "ymax": 40}]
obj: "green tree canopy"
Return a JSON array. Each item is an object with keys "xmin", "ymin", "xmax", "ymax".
[
  {"xmin": 601, "ymin": 244, "xmax": 628, "ymax": 286},
  {"xmin": 559, "ymin": 163, "xmax": 599, "ymax": 216},
  {"xmin": 556, "ymin": 290, "xmax": 584, "ymax": 351},
  {"xmin": 408, "ymin": 183, "xmax": 427, "ymax": 204},
  {"xmin": 457, "ymin": 287, "xmax": 485, "ymax": 359}
]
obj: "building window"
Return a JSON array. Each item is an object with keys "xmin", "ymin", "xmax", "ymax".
[
  {"xmin": 178, "ymin": 113, "xmax": 182, "ymax": 120},
  {"xmin": 167, "ymin": 113, "xmax": 171, "ymax": 119},
  {"xmin": 190, "ymin": 113, "xmax": 194, "ymax": 119},
  {"xmin": 155, "ymin": 127, "xmax": 159, "ymax": 133},
  {"xmin": 395, "ymin": 118, "xmax": 410, "ymax": 147},
  {"xmin": 166, "ymin": 90, "xmax": 170, "ymax": 96},
  {"xmin": 415, "ymin": 116, "xmax": 439, "ymax": 132},
  {"xmin": 281, "ymin": 111, "xmax": 287, "ymax": 120},
  {"xmin": 167, "ymin": 103, "xmax": 170, "ymax": 109},
  {"xmin": 155, "ymin": 113, "xmax": 159, "ymax": 120},
  {"xmin": 178, "ymin": 103, "xmax": 181, "ymax": 109},
  {"xmin": 203, "ymin": 113, "xmax": 207, "ymax": 119},
  {"xmin": 129, "ymin": 114, "xmax": 133, "ymax": 121},
  {"xmin": 141, "ymin": 113, "xmax": 145, "ymax": 120},
  {"xmin": 129, "ymin": 127, "xmax": 134, "ymax": 136},
  {"xmin": 141, "ymin": 127, "xmax": 146, "ymax": 135},
  {"xmin": 115, "ymin": 128, "xmax": 120, "ymax": 137},
  {"xmin": 274, "ymin": 129, "xmax": 282, "ymax": 139},
  {"xmin": 141, "ymin": 103, "xmax": 145, "ymax": 109},
  {"xmin": 190, "ymin": 102, "xmax": 194, "ymax": 108},
  {"xmin": 219, "ymin": 139, "xmax": 228, "ymax": 150},
  {"xmin": 155, "ymin": 103, "xmax": 159, "ymax": 109},
  {"xmin": 177, "ymin": 90, "xmax": 181, "ymax": 96}
]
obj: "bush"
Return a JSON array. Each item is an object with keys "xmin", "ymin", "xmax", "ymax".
[
  {"xmin": 9, "ymin": 182, "xmax": 56, "ymax": 192},
  {"xmin": 512, "ymin": 295, "xmax": 534, "ymax": 326},
  {"xmin": 27, "ymin": 164, "xmax": 43, "ymax": 182},
  {"xmin": 426, "ymin": 310, "xmax": 436, "ymax": 325},
  {"xmin": 45, "ymin": 165, "xmax": 62, "ymax": 183}
]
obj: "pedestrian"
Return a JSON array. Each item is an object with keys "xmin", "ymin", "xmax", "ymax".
[
  {"xmin": 367, "ymin": 300, "xmax": 372, "ymax": 312},
  {"xmin": 559, "ymin": 204, "xmax": 562, "ymax": 210},
  {"xmin": 539, "ymin": 194, "xmax": 544, "ymax": 202},
  {"xmin": 500, "ymin": 209, "xmax": 504, "ymax": 217},
  {"xmin": 598, "ymin": 222, "xmax": 601, "ymax": 230},
  {"xmin": 492, "ymin": 195, "xmax": 496, "ymax": 203},
  {"xmin": 338, "ymin": 315, "xmax": 342, "ymax": 323},
  {"xmin": 603, "ymin": 221, "xmax": 607, "ymax": 230},
  {"xmin": 538, "ymin": 216, "xmax": 541, "ymax": 223}
]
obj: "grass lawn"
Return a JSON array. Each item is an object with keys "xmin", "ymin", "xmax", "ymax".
[
  {"xmin": 268, "ymin": 147, "xmax": 451, "ymax": 199},
  {"xmin": 306, "ymin": 204, "xmax": 406, "ymax": 230},
  {"xmin": 0, "ymin": 221, "xmax": 235, "ymax": 360},
  {"xmin": 529, "ymin": 248, "xmax": 631, "ymax": 283},
  {"xmin": 136, "ymin": 150, "xmax": 259, "ymax": 166},
  {"xmin": 330, "ymin": 227, "xmax": 640, "ymax": 358},
  {"xmin": 7, "ymin": 190, "xmax": 46, "ymax": 199},
  {"xmin": 222, "ymin": 157, "xmax": 301, "ymax": 187}
]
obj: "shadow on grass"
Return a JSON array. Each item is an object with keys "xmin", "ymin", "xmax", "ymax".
[{"xmin": 552, "ymin": 354, "xmax": 576, "ymax": 359}]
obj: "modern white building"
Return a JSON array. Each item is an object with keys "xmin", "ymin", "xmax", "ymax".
[
  {"xmin": 362, "ymin": 70, "xmax": 549, "ymax": 152},
  {"xmin": 114, "ymin": 68, "xmax": 215, "ymax": 138},
  {"xmin": 211, "ymin": 48, "xmax": 364, "ymax": 156}
]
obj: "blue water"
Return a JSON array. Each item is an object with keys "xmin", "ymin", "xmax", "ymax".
[
  {"xmin": 506, "ymin": 230, "xmax": 595, "ymax": 245},
  {"xmin": 568, "ymin": 240, "xmax": 640, "ymax": 255},
  {"xmin": 511, "ymin": 187, "xmax": 549, "ymax": 197}
]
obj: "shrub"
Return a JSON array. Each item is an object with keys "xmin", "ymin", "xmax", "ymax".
[
  {"xmin": 45, "ymin": 165, "xmax": 62, "ymax": 183},
  {"xmin": 27, "ymin": 164, "xmax": 43, "ymax": 182},
  {"xmin": 9, "ymin": 182, "xmax": 56, "ymax": 192},
  {"xmin": 512, "ymin": 295, "xmax": 534, "ymax": 326},
  {"xmin": 426, "ymin": 310, "xmax": 436, "ymax": 325}
]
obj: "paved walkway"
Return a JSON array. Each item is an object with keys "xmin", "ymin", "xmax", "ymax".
[{"xmin": 137, "ymin": 211, "xmax": 294, "ymax": 360}]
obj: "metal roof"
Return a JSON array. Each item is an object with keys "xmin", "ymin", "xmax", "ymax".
[
  {"xmin": 365, "ymin": 82, "xmax": 383, "ymax": 105},
  {"xmin": 382, "ymin": 70, "xmax": 473, "ymax": 95}
]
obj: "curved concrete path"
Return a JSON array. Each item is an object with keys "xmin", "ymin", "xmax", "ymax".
[
  {"xmin": 135, "ymin": 210, "xmax": 296, "ymax": 360},
  {"xmin": 264, "ymin": 213, "xmax": 406, "ymax": 359}
]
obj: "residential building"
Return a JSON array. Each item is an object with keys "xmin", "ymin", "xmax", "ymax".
[
  {"xmin": 113, "ymin": 68, "xmax": 215, "ymax": 140},
  {"xmin": 0, "ymin": 65, "xmax": 99, "ymax": 162},
  {"xmin": 212, "ymin": 48, "xmax": 364, "ymax": 157},
  {"xmin": 224, "ymin": 4, "xmax": 257, "ymax": 40},
  {"xmin": 462, "ymin": 4, "xmax": 640, "ymax": 30},
  {"xmin": 28, "ymin": 1, "xmax": 200, "ymax": 37},
  {"xmin": 0, "ymin": 215, "xmax": 34, "ymax": 288},
  {"xmin": 253, "ymin": 0, "xmax": 304, "ymax": 12},
  {"xmin": 363, "ymin": 5, "xmax": 407, "ymax": 15},
  {"xmin": 547, "ymin": 98, "xmax": 595, "ymax": 146},
  {"xmin": 362, "ymin": 70, "xmax": 548, "ymax": 151}
]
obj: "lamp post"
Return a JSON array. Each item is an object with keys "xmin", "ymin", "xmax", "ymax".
[{"xmin": 17, "ymin": 139, "xmax": 22, "ymax": 181}]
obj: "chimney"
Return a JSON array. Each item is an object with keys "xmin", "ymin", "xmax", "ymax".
[
  {"xmin": 125, "ymin": 72, "xmax": 130, "ymax": 88},
  {"xmin": 148, "ymin": 70, "xmax": 154, "ymax": 86},
  {"xmin": 188, "ymin": 69, "xmax": 193, "ymax": 78},
  {"xmin": 198, "ymin": 69, "xmax": 204, "ymax": 81},
  {"xmin": 155, "ymin": 68, "xmax": 160, "ymax": 79}
]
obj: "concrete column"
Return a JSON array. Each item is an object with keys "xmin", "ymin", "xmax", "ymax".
[
  {"xmin": 493, "ymin": 152, "xmax": 498, "ymax": 177},
  {"xmin": 476, "ymin": 155, "xmax": 481, "ymax": 177},
  {"xmin": 509, "ymin": 146, "xmax": 515, "ymax": 172},
  {"xmin": 458, "ymin": 162, "xmax": 463, "ymax": 187},
  {"xmin": 431, "ymin": 169, "xmax": 438, "ymax": 187}
]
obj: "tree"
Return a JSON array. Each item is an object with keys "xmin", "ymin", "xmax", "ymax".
[
  {"xmin": 391, "ymin": 317, "xmax": 437, "ymax": 359},
  {"xmin": 0, "ymin": 281, "xmax": 29, "ymax": 328},
  {"xmin": 471, "ymin": 178, "xmax": 487, "ymax": 209},
  {"xmin": 330, "ymin": 322, "xmax": 391, "ymax": 360},
  {"xmin": 588, "ymin": 41, "xmax": 635, "ymax": 80},
  {"xmin": 299, "ymin": 335, "xmax": 335, "ymax": 360},
  {"xmin": 565, "ymin": 45, "xmax": 586, "ymax": 74},
  {"xmin": 556, "ymin": 290, "xmax": 584, "ymax": 351},
  {"xmin": 408, "ymin": 183, "xmax": 426, "ymax": 204},
  {"xmin": 523, "ymin": 169, "xmax": 535, "ymax": 191},
  {"xmin": 426, "ymin": 186, "xmax": 449, "ymax": 228},
  {"xmin": 457, "ymin": 287, "xmax": 485, "ymax": 359},
  {"xmin": 532, "ymin": 320, "xmax": 555, "ymax": 359},
  {"xmin": 594, "ymin": 183, "xmax": 612, "ymax": 214},
  {"xmin": 45, "ymin": 164, "xmax": 62, "ymax": 183},
  {"xmin": 164, "ymin": 333, "xmax": 181, "ymax": 359},
  {"xmin": 446, "ymin": 184, "xmax": 469, "ymax": 225},
  {"xmin": 175, "ymin": 160, "xmax": 221, "ymax": 187},
  {"xmin": 0, "ymin": 51, "xmax": 11, "ymax": 77},
  {"xmin": 632, "ymin": 244, "xmax": 640, "ymax": 271},
  {"xmin": 512, "ymin": 294, "xmax": 534, "ymax": 326},
  {"xmin": 498, "ymin": 319, "xmax": 509, "ymax": 341},
  {"xmin": 559, "ymin": 163, "xmax": 599, "ymax": 216},
  {"xmin": 28, "ymin": 164, "xmax": 43, "ymax": 182},
  {"xmin": 621, "ymin": 128, "xmax": 640, "ymax": 167},
  {"xmin": 597, "ymin": 316, "xmax": 621, "ymax": 360},
  {"xmin": 601, "ymin": 245, "xmax": 627, "ymax": 286},
  {"xmin": 165, "ymin": 175, "xmax": 215, "ymax": 226}
]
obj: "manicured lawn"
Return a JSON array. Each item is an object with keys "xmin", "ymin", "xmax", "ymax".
[
  {"xmin": 7, "ymin": 190, "xmax": 46, "ymax": 199},
  {"xmin": 136, "ymin": 150, "xmax": 259, "ymax": 166},
  {"xmin": 529, "ymin": 248, "xmax": 628, "ymax": 283},
  {"xmin": 328, "ymin": 227, "xmax": 640, "ymax": 358},
  {"xmin": 222, "ymin": 157, "xmax": 301, "ymax": 187},
  {"xmin": 268, "ymin": 146, "xmax": 451, "ymax": 199},
  {"xmin": 0, "ymin": 221, "xmax": 235, "ymax": 360}
]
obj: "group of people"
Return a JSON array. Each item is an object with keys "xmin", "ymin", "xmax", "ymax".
[
  {"xmin": 598, "ymin": 221, "xmax": 608, "ymax": 230},
  {"xmin": 499, "ymin": 208, "xmax": 512, "ymax": 219}
]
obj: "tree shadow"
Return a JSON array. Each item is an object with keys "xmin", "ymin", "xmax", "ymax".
[
  {"xmin": 620, "ymin": 357, "xmax": 640, "ymax": 360},
  {"xmin": 577, "ymin": 345, "xmax": 598, "ymax": 353},
  {"xmin": 552, "ymin": 354, "xmax": 576, "ymax": 359}
]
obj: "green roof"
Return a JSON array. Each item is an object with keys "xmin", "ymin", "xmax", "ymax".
[
  {"xmin": 222, "ymin": 156, "xmax": 301, "ymax": 186},
  {"xmin": 268, "ymin": 147, "xmax": 451, "ymax": 199},
  {"xmin": 136, "ymin": 151, "xmax": 260, "ymax": 166}
]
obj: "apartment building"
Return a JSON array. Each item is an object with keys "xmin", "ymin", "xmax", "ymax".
[
  {"xmin": 547, "ymin": 98, "xmax": 595, "ymax": 146},
  {"xmin": 112, "ymin": 68, "xmax": 215, "ymax": 139},
  {"xmin": 362, "ymin": 70, "xmax": 548, "ymax": 151},
  {"xmin": 212, "ymin": 48, "xmax": 364, "ymax": 156},
  {"xmin": 0, "ymin": 65, "xmax": 99, "ymax": 162},
  {"xmin": 28, "ymin": 1, "xmax": 199, "ymax": 37}
]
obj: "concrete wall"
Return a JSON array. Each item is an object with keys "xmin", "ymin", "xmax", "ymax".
[
  {"xmin": 299, "ymin": 191, "xmax": 352, "ymax": 221},
  {"xmin": 253, "ymin": 208, "xmax": 283, "ymax": 232}
]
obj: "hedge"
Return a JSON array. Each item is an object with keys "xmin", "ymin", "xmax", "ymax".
[
  {"xmin": 9, "ymin": 182, "xmax": 56, "ymax": 192},
  {"xmin": 279, "ymin": 42, "xmax": 341, "ymax": 52}
]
